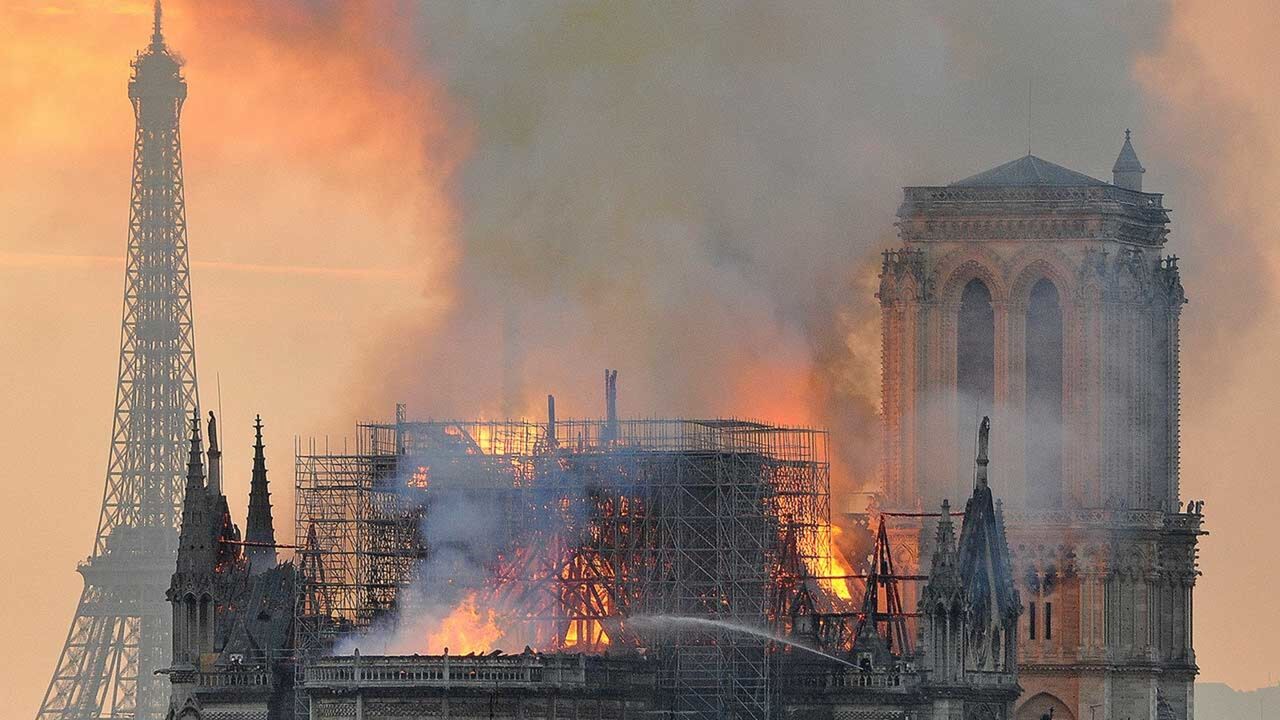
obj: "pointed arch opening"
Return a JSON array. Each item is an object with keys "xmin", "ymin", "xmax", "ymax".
[
  {"xmin": 931, "ymin": 602, "xmax": 951, "ymax": 677},
  {"xmin": 197, "ymin": 593, "xmax": 214, "ymax": 654},
  {"xmin": 957, "ymin": 278, "xmax": 995, "ymax": 423},
  {"xmin": 1025, "ymin": 278, "xmax": 1064, "ymax": 507},
  {"xmin": 182, "ymin": 593, "xmax": 200, "ymax": 661},
  {"xmin": 1015, "ymin": 692, "xmax": 1076, "ymax": 720}
]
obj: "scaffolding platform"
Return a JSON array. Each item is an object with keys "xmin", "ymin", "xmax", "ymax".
[{"xmin": 295, "ymin": 415, "xmax": 832, "ymax": 720}]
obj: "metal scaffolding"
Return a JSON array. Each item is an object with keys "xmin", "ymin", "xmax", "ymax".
[{"xmin": 295, "ymin": 415, "xmax": 831, "ymax": 720}]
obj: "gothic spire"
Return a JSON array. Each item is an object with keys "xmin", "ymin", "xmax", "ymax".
[
  {"xmin": 178, "ymin": 410, "xmax": 207, "ymax": 566},
  {"xmin": 922, "ymin": 498, "xmax": 963, "ymax": 609},
  {"xmin": 245, "ymin": 414, "xmax": 278, "ymax": 571},
  {"xmin": 1112, "ymin": 128, "xmax": 1146, "ymax": 191},
  {"xmin": 956, "ymin": 417, "xmax": 1021, "ymax": 662},
  {"xmin": 933, "ymin": 499, "xmax": 956, "ymax": 565},
  {"xmin": 184, "ymin": 409, "xmax": 204, "ymax": 494}
]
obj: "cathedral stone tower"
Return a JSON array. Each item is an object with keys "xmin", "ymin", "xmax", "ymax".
[{"xmin": 878, "ymin": 136, "xmax": 1204, "ymax": 720}]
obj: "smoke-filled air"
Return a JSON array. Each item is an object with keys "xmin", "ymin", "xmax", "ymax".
[{"xmin": 3, "ymin": 1, "xmax": 1280, "ymax": 716}]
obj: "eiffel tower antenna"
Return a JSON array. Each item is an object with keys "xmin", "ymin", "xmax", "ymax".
[
  {"xmin": 151, "ymin": 0, "xmax": 163, "ymax": 48},
  {"xmin": 37, "ymin": 6, "xmax": 198, "ymax": 719}
]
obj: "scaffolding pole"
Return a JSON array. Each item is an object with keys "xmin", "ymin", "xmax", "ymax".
[{"xmin": 295, "ymin": 416, "xmax": 832, "ymax": 720}]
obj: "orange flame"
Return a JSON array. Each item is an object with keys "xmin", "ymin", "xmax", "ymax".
[
  {"xmin": 563, "ymin": 618, "xmax": 611, "ymax": 649},
  {"xmin": 425, "ymin": 593, "xmax": 502, "ymax": 655},
  {"xmin": 555, "ymin": 550, "xmax": 614, "ymax": 651},
  {"xmin": 810, "ymin": 524, "xmax": 855, "ymax": 601},
  {"xmin": 408, "ymin": 465, "xmax": 431, "ymax": 489}
]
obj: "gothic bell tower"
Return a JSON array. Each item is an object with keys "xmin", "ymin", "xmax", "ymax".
[{"xmin": 878, "ymin": 135, "xmax": 1204, "ymax": 720}]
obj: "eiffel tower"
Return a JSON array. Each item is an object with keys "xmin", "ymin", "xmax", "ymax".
[{"xmin": 37, "ymin": 4, "xmax": 199, "ymax": 719}]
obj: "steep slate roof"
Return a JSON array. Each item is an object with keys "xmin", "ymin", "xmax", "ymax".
[
  {"xmin": 220, "ymin": 564, "xmax": 296, "ymax": 661},
  {"xmin": 951, "ymin": 154, "xmax": 1107, "ymax": 187}
]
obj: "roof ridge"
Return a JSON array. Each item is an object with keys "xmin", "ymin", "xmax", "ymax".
[{"xmin": 951, "ymin": 154, "xmax": 1106, "ymax": 188}]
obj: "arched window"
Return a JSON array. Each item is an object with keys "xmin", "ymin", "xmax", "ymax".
[
  {"xmin": 957, "ymin": 279, "xmax": 995, "ymax": 422},
  {"xmin": 1025, "ymin": 278, "xmax": 1063, "ymax": 507}
]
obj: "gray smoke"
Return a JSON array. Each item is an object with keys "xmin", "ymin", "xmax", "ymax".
[
  {"xmin": 332, "ymin": 472, "xmax": 514, "ymax": 656},
  {"xmin": 352, "ymin": 1, "xmax": 1177, "ymax": 492},
  {"xmin": 332, "ymin": 449, "xmax": 599, "ymax": 656}
]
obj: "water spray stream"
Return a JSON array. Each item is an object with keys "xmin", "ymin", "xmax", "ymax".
[{"xmin": 628, "ymin": 614, "xmax": 857, "ymax": 668}]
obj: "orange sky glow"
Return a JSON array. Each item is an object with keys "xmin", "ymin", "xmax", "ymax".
[{"xmin": 2, "ymin": 1, "xmax": 1278, "ymax": 712}]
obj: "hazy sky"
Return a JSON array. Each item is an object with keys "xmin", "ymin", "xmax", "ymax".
[{"xmin": 2, "ymin": 1, "xmax": 1279, "ymax": 711}]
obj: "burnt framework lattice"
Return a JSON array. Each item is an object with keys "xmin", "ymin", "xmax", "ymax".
[{"xmin": 295, "ymin": 416, "xmax": 831, "ymax": 720}]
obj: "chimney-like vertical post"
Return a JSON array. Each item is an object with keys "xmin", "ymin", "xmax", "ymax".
[
  {"xmin": 547, "ymin": 395, "xmax": 557, "ymax": 448},
  {"xmin": 395, "ymin": 402, "xmax": 406, "ymax": 455},
  {"xmin": 604, "ymin": 369, "xmax": 619, "ymax": 442},
  {"xmin": 206, "ymin": 411, "xmax": 222, "ymax": 496}
]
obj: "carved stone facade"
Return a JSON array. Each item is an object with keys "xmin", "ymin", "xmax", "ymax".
[
  {"xmin": 165, "ymin": 413, "xmax": 294, "ymax": 720},
  {"xmin": 877, "ymin": 147, "xmax": 1204, "ymax": 720}
]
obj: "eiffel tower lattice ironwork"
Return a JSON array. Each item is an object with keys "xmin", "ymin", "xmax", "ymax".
[{"xmin": 37, "ymin": 4, "xmax": 199, "ymax": 719}]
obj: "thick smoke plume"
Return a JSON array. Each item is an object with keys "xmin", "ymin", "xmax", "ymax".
[
  {"xmin": 312, "ymin": 0, "xmax": 1280, "ymax": 689},
  {"xmin": 350, "ymin": 2, "xmax": 1176, "ymax": 499},
  {"xmin": 9, "ymin": 0, "xmax": 1280, "ymax": 709},
  {"xmin": 334, "ymin": 486, "xmax": 514, "ymax": 656},
  {"xmin": 334, "ymin": 456, "xmax": 596, "ymax": 656}
]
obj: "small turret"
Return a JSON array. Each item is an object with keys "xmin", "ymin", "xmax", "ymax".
[
  {"xmin": 245, "ymin": 415, "xmax": 278, "ymax": 572},
  {"xmin": 921, "ymin": 498, "xmax": 964, "ymax": 684},
  {"xmin": 932, "ymin": 499, "xmax": 956, "ymax": 570},
  {"xmin": 1112, "ymin": 129, "xmax": 1146, "ymax": 191}
]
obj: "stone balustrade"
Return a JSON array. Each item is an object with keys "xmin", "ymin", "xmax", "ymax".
[{"xmin": 300, "ymin": 653, "xmax": 590, "ymax": 690}]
